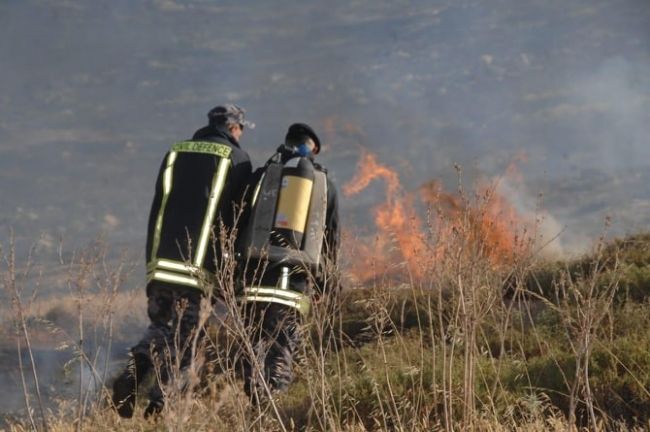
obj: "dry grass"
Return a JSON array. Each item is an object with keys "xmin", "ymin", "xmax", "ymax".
[{"xmin": 2, "ymin": 193, "xmax": 650, "ymax": 431}]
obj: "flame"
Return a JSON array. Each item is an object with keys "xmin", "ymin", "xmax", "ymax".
[
  {"xmin": 419, "ymin": 176, "xmax": 528, "ymax": 267},
  {"xmin": 344, "ymin": 151, "xmax": 429, "ymax": 280},
  {"xmin": 343, "ymin": 150, "xmax": 532, "ymax": 283},
  {"xmin": 343, "ymin": 152, "xmax": 400, "ymax": 197}
]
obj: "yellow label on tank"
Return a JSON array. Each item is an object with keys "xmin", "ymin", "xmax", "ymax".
[{"xmin": 274, "ymin": 176, "xmax": 313, "ymax": 233}]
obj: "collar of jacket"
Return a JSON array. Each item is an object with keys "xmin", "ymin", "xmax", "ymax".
[{"xmin": 191, "ymin": 125, "xmax": 241, "ymax": 148}]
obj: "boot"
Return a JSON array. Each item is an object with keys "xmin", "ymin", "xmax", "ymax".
[
  {"xmin": 144, "ymin": 385, "xmax": 165, "ymax": 419},
  {"xmin": 112, "ymin": 369, "xmax": 137, "ymax": 418},
  {"xmin": 144, "ymin": 398, "xmax": 164, "ymax": 419},
  {"xmin": 112, "ymin": 355, "xmax": 149, "ymax": 418}
]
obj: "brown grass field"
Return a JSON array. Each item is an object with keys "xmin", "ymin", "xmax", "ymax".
[{"xmin": 3, "ymin": 183, "xmax": 650, "ymax": 431}]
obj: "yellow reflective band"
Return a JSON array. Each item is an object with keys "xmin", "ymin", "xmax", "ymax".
[
  {"xmin": 151, "ymin": 151, "xmax": 177, "ymax": 260},
  {"xmin": 147, "ymin": 258, "xmax": 213, "ymax": 276},
  {"xmin": 241, "ymin": 287, "xmax": 310, "ymax": 315},
  {"xmin": 155, "ymin": 259, "xmax": 196, "ymax": 274},
  {"xmin": 171, "ymin": 141, "xmax": 232, "ymax": 158},
  {"xmin": 244, "ymin": 296, "xmax": 300, "ymax": 310},
  {"xmin": 244, "ymin": 287, "xmax": 305, "ymax": 301},
  {"xmin": 151, "ymin": 271, "xmax": 199, "ymax": 288},
  {"xmin": 163, "ymin": 152, "xmax": 177, "ymax": 193},
  {"xmin": 194, "ymin": 157, "xmax": 231, "ymax": 267}
]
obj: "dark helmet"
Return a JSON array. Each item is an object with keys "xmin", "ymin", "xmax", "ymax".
[{"xmin": 285, "ymin": 123, "xmax": 321, "ymax": 154}]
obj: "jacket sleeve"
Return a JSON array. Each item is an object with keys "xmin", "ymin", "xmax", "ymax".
[
  {"xmin": 316, "ymin": 176, "xmax": 341, "ymax": 295},
  {"xmin": 325, "ymin": 177, "xmax": 340, "ymax": 266},
  {"xmin": 145, "ymin": 153, "xmax": 170, "ymax": 264}
]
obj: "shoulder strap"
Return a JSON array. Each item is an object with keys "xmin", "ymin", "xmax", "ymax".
[{"xmin": 313, "ymin": 162, "xmax": 328, "ymax": 174}]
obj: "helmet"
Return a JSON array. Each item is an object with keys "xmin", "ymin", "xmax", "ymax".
[{"xmin": 285, "ymin": 123, "xmax": 321, "ymax": 154}]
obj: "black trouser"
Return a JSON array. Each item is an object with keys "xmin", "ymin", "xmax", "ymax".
[
  {"xmin": 130, "ymin": 286, "xmax": 204, "ymax": 402},
  {"xmin": 241, "ymin": 302, "xmax": 301, "ymax": 401}
]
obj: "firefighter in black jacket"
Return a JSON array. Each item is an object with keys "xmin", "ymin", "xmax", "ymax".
[
  {"xmin": 240, "ymin": 123, "xmax": 340, "ymax": 400},
  {"xmin": 112, "ymin": 104, "xmax": 253, "ymax": 418}
]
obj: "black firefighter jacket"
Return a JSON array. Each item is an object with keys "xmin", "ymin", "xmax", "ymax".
[{"xmin": 145, "ymin": 126, "xmax": 252, "ymax": 296}]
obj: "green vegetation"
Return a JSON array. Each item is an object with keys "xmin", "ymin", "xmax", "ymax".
[{"xmin": 3, "ymin": 232, "xmax": 650, "ymax": 431}]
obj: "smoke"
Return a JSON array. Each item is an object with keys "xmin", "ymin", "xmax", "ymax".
[
  {"xmin": 0, "ymin": 339, "xmax": 138, "ymax": 419},
  {"xmin": 496, "ymin": 176, "xmax": 568, "ymax": 257},
  {"xmin": 0, "ymin": 310, "xmax": 145, "ymax": 419},
  {"xmin": 567, "ymin": 57, "xmax": 650, "ymax": 171},
  {"xmin": 2, "ymin": 0, "xmax": 649, "ymax": 255},
  {"xmin": 337, "ymin": 1, "xmax": 650, "ymax": 250}
]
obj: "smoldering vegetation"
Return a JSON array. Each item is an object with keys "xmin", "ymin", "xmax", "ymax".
[{"xmin": 0, "ymin": 238, "xmax": 146, "ymax": 424}]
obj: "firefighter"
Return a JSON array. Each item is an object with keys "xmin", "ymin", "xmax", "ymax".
[
  {"xmin": 112, "ymin": 104, "xmax": 254, "ymax": 418},
  {"xmin": 239, "ymin": 123, "xmax": 340, "ymax": 401}
]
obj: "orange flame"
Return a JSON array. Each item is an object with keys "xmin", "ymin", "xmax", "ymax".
[
  {"xmin": 343, "ymin": 150, "xmax": 532, "ymax": 283},
  {"xmin": 344, "ymin": 151, "xmax": 429, "ymax": 280}
]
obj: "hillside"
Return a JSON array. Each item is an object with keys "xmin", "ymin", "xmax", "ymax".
[{"xmin": 3, "ymin": 230, "xmax": 650, "ymax": 431}]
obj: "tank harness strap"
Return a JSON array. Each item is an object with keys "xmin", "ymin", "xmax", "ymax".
[
  {"xmin": 239, "ymin": 286, "xmax": 311, "ymax": 316},
  {"xmin": 250, "ymin": 171, "xmax": 266, "ymax": 207}
]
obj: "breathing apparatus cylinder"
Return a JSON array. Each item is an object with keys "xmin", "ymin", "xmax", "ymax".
[{"xmin": 272, "ymin": 157, "xmax": 315, "ymax": 249}]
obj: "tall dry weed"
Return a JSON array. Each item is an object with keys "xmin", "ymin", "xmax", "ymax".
[{"xmin": 3, "ymin": 187, "xmax": 649, "ymax": 431}]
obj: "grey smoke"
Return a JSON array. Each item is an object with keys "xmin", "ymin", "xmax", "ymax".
[
  {"xmin": 2, "ymin": 1, "xmax": 649, "ymax": 254},
  {"xmin": 568, "ymin": 57, "xmax": 650, "ymax": 171}
]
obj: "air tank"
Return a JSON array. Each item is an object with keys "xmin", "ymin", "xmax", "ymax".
[{"xmin": 272, "ymin": 157, "xmax": 315, "ymax": 249}]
